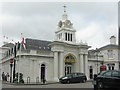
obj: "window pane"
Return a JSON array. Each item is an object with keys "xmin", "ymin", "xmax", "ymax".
[
  {"xmin": 108, "ymin": 66, "xmax": 111, "ymax": 70},
  {"xmin": 108, "ymin": 50, "xmax": 113, "ymax": 59},
  {"xmin": 112, "ymin": 71, "xmax": 119, "ymax": 77},
  {"xmin": 112, "ymin": 66, "xmax": 114, "ymax": 70},
  {"xmin": 104, "ymin": 71, "xmax": 112, "ymax": 77}
]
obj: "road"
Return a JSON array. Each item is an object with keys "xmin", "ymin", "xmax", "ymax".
[{"xmin": 2, "ymin": 81, "xmax": 93, "ymax": 88}]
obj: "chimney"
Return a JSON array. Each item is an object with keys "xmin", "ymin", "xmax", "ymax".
[
  {"xmin": 118, "ymin": 27, "xmax": 120, "ymax": 46},
  {"xmin": 110, "ymin": 36, "xmax": 116, "ymax": 45}
]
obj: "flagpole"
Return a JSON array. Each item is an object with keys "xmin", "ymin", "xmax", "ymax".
[{"xmin": 18, "ymin": 33, "xmax": 23, "ymax": 83}]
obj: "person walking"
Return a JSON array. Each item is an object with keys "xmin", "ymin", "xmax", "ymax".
[
  {"xmin": 2, "ymin": 72, "xmax": 5, "ymax": 81},
  {"xmin": 5, "ymin": 74, "xmax": 7, "ymax": 82},
  {"xmin": 6, "ymin": 73, "xmax": 10, "ymax": 82}
]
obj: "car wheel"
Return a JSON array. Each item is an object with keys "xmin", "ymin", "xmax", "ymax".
[
  {"xmin": 67, "ymin": 80, "xmax": 70, "ymax": 84},
  {"xmin": 98, "ymin": 82, "xmax": 104, "ymax": 89},
  {"xmin": 82, "ymin": 79, "xmax": 86, "ymax": 83}
]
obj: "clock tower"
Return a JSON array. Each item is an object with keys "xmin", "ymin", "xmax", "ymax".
[{"xmin": 55, "ymin": 6, "xmax": 76, "ymax": 44}]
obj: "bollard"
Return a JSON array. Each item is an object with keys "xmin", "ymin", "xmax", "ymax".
[
  {"xmin": 27, "ymin": 77, "xmax": 30, "ymax": 84},
  {"xmin": 36, "ymin": 77, "xmax": 39, "ymax": 84},
  {"xmin": 94, "ymin": 74, "xmax": 98, "ymax": 90}
]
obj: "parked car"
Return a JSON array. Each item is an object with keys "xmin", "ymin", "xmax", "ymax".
[
  {"xmin": 59, "ymin": 72, "xmax": 87, "ymax": 84},
  {"xmin": 93, "ymin": 70, "xmax": 120, "ymax": 89}
]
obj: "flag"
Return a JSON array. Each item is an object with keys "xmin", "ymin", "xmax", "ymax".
[{"xmin": 21, "ymin": 37, "xmax": 26, "ymax": 50}]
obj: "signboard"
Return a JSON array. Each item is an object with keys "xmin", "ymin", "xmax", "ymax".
[
  {"xmin": 10, "ymin": 59, "xmax": 14, "ymax": 63},
  {"xmin": 100, "ymin": 65, "xmax": 106, "ymax": 72}
]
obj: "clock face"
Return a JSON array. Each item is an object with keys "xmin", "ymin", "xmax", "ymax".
[
  {"xmin": 66, "ymin": 20, "xmax": 71, "ymax": 25},
  {"xmin": 59, "ymin": 21, "xmax": 62, "ymax": 27},
  {"xmin": 65, "ymin": 20, "xmax": 72, "ymax": 28}
]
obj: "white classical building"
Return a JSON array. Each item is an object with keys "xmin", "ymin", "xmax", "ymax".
[
  {"xmin": 88, "ymin": 36, "xmax": 120, "ymax": 79},
  {"xmin": 0, "ymin": 7, "xmax": 120, "ymax": 83},
  {"xmin": 1, "ymin": 8, "xmax": 91, "ymax": 83}
]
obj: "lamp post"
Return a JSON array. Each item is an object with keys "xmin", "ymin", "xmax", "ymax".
[
  {"xmin": 13, "ymin": 43, "xmax": 17, "ymax": 83},
  {"xmin": 10, "ymin": 59, "xmax": 14, "ymax": 83},
  {"xmin": 96, "ymin": 48, "xmax": 99, "ymax": 74},
  {"xmin": 13, "ymin": 59, "xmax": 16, "ymax": 83}
]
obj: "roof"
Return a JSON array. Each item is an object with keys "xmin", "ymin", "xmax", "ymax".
[
  {"xmin": 2, "ymin": 43, "xmax": 14, "ymax": 48},
  {"xmin": 110, "ymin": 35, "xmax": 116, "ymax": 39},
  {"xmin": 25, "ymin": 38, "xmax": 51, "ymax": 51},
  {"xmin": 99, "ymin": 44, "xmax": 119, "ymax": 50},
  {"xmin": 88, "ymin": 49, "xmax": 97, "ymax": 54}
]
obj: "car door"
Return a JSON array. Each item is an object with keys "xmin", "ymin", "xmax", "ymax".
[
  {"xmin": 77, "ymin": 73, "xmax": 84, "ymax": 82},
  {"xmin": 70, "ymin": 73, "xmax": 76, "ymax": 83},
  {"xmin": 102, "ymin": 71, "xmax": 113, "ymax": 87},
  {"xmin": 70, "ymin": 73, "xmax": 79, "ymax": 83},
  {"xmin": 118, "ymin": 72, "xmax": 120, "ymax": 88},
  {"xmin": 76, "ymin": 73, "xmax": 82, "ymax": 82},
  {"xmin": 111, "ymin": 71, "xmax": 120, "ymax": 88}
]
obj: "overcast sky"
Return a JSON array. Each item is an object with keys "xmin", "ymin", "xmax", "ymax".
[{"xmin": 0, "ymin": 1, "xmax": 118, "ymax": 49}]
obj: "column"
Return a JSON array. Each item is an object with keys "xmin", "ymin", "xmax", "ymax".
[
  {"xmin": 59, "ymin": 52, "xmax": 64, "ymax": 78},
  {"xmin": 69, "ymin": 33, "xmax": 71, "ymax": 41},
  {"xmin": 54, "ymin": 52, "xmax": 59, "ymax": 82},
  {"xmin": 30, "ymin": 60, "xmax": 34, "ymax": 82},
  {"xmin": 85, "ymin": 54, "xmax": 88, "ymax": 78},
  {"xmin": 80, "ymin": 54, "xmax": 84, "ymax": 73}
]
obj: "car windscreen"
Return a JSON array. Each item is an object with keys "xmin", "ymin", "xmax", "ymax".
[
  {"xmin": 65, "ymin": 73, "xmax": 76, "ymax": 77},
  {"xmin": 98, "ymin": 71, "xmax": 106, "ymax": 75},
  {"xmin": 65, "ymin": 74, "xmax": 73, "ymax": 77}
]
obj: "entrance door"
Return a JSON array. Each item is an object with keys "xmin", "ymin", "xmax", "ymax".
[
  {"xmin": 41, "ymin": 64, "xmax": 45, "ymax": 80},
  {"xmin": 65, "ymin": 64, "xmax": 72, "ymax": 76},
  {"xmin": 64, "ymin": 54, "xmax": 76, "ymax": 76},
  {"xmin": 89, "ymin": 66, "xmax": 93, "ymax": 79}
]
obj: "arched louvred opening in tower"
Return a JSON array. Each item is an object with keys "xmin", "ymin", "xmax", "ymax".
[
  {"xmin": 68, "ymin": 33, "xmax": 70, "ymax": 41},
  {"xmin": 71, "ymin": 34, "xmax": 72, "ymax": 41},
  {"xmin": 65, "ymin": 33, "xmax": 67, "ymax": 41}
]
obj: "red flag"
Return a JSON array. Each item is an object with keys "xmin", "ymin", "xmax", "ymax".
[{"xmin": 22, "ymin": 37, "xmax": 26, "ymax": 49}]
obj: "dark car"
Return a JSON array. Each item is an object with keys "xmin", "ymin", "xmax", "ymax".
[
  {"xmin": 93, "ymin": 70, "xmax": 120, "ymax": 89},
  {"xmin": 59, "ymin": 72, "xmax": 87, "ymax": 84}
]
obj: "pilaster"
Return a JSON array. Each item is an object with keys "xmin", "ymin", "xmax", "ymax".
[{"xmin": 54, "ymin": 51, "xmax": 59, "ymax": 82}]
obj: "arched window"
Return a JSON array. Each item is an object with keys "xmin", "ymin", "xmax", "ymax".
[
  {"xmin": 65, "ymin": 54, "xmax": 76, "ymax": 63},
  {"xmin": 41, "ymin": 64, "xmax": 45, "ymax": 80}
]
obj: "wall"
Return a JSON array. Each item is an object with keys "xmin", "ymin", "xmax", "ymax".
[
  {"xmin": 100, "ymin": 49, "xmax": 119, "ymax": 70},
  {"xmin": 17, "ymin": 55, "xmax": 54, "ymax": 83}
]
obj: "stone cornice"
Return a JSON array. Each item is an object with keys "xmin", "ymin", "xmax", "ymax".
[
  {"xmin": 49, "ymin": 41, "xmax": 90, "ymax": 49},
  {"xmin": 55, "ymin": 28, "xmax": 76, "ymax": 33}
]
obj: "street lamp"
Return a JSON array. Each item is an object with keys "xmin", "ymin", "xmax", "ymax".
[
  {"xmin": 10, "ymin": 58, "xmax": 14, "ymax": 83},
  {"xmin": 96, "ymin": 48, "xmax": 99, "ymax": 74},
  {"xmin": 13, "ymin": 43, "xmax": 17, "ymax": 83},
  {"xmin": 13, "ymin": 59, "xmax": 16, "ymax": 83}
]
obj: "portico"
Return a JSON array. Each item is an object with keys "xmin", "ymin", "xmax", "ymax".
[{"xmin": 49, "ymin": 6, "xmax": 90, "ymax": 81}]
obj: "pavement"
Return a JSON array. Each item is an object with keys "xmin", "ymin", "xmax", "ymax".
[
  {"xmin": 2, "ymin": 81, "xmax": 59, "ymax": 85},
  {"xmin": 2, "ymin": 79, "xmax": 93, "ymax": 85}
]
